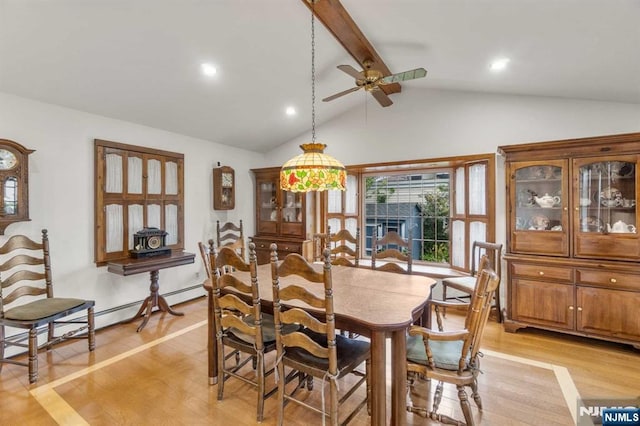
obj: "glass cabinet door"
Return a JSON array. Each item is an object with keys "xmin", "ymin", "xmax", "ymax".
[
  {"xmin": 577, "ymin": 159, "xmax": 635, "ymax": 233},
  {"xmin": 281, "ymin": 190, "xmax": 303, "ymax": 223},
  {"xmin": 257, "ymin": 179, "xmax": 278, "ymax": 234},
  {"xmin": 280, "ymin": 189, "xmax": 304, "ymax": 236},
  {"xmin": 510, "ymin": 160, "xmax": 569, "ymax": 256},
  {"xmin": 574, "ymin": 155, "xmax": 639, "ymax": 260}
]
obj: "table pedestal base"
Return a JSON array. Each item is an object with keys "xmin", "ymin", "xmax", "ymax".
[{"xmin": 123, "ymin": 270, "xmax": 184, "ymax": 332}]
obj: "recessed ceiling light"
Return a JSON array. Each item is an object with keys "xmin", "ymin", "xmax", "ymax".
[
  {"xmin": 201, "ymin": 63, "xmax": 217, "ymax": 77},
  {"xmin": 285, "ymin": 106, "xmax": 297, "ymax": 116},
  {"xmin": 489, "ymin": 58, "xmax": 510, "ymax": 72}
]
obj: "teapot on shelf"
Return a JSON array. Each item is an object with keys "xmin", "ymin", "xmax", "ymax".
[
  {"xmin": 534, "ymin": 193, "xmax": 561, "ymax": 208},
  {"xmin": 607, "ymin": 220, "xmax": 637, "ymax": 234}
]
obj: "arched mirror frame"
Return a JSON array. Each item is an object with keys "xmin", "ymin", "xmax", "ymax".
[{"xmin": 0, "ymin": 139, "xmax": 34, "ymax": 234}]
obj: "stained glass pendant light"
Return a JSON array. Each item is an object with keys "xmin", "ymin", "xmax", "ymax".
[{"xmin": 280, "ymin": 2, "xmax": 346, "ymax": 192}]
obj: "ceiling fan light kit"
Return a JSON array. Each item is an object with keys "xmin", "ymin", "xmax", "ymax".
[{"xmin": 280, "ymin": 0, "xmax": 346, "ymax": 193}]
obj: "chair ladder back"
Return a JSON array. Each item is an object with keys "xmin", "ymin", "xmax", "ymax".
[
  {"xmin": 329, "ymin": 227, "xmax": 360, "ymax": 267},
  {"xmin": 215, "ymin": 246, "xmax": 251, "ymax": 273},
  {"xmin": 0, "ymin": 232, "xmax": 52, "ymax": 309},
  {"xmin": 213, "ymin": 241, "xmax": 265, "ymax": 348},
  {"xmin": 371, "ymin": 231, "xmax": 412, "ymax": 274},
  {"xmin": 270, "ymin": 245, "xmax": 336, "ymax": 367},
  {"xmin": 216, "ymin": 220, "xmax": 246, "ymax": 261}
]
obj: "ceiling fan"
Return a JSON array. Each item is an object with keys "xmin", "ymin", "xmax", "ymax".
[{"xmin": 323, "ymin": 59, "xmax": 427, "ymax": 107}]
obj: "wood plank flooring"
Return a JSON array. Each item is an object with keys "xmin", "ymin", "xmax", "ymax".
[{"xmin": 1, "ymin": 295, "xmax": 639, "ymax": 425}]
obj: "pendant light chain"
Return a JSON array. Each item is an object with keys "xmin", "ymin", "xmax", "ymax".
[
  {"xmin": 311, "ymin": 6, "xmax": 316, "ymax": 143},
  {"xmin": 279, "ymin": 2, "xmax": 346, "ymax": 193}
]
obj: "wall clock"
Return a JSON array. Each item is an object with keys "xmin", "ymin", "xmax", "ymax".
[
  {"xmin": 0, "ymin": 139, "xmax": 34, "ymax": 235},
  {"xmin": 213, "ymin": 166, "xmax": 235, "ymax": 210},
  {"xmin": 130, "ymin": 227, "xmax": 171, "ymax": 258}
]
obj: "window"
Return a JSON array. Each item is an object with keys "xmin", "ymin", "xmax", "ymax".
[
  {"xmin": 326, "ymin": 173, "xmax": 359, "ymax": 251},
  {"xmin": 326, "ymin": 155, "xmax": 494, "ymax": 272},
  {"xmin": 364, "ymin": 172, "xmax": 452, "ymax": 262},
  {"xmin": 94, "ymin": 140, "xmax": 184, "ymax": 265}
]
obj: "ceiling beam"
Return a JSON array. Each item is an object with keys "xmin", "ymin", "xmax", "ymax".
[{"xmin": 301, "ymin": 0, "xmax": 401, "ymax": 96}]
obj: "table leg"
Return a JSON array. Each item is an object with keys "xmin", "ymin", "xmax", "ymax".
[
  {"xmin": 370, "ymin": 330, "xmax": 386, "ymax": 426},
  {"xmin": 391, "ymin": 329, "xmax": 407, "ymax": 425},
  {"xmin": 135, "ymin": 298, "xmax": 154, "ymax": 333},
  {"xmin": 206, "ymin": 288, "xmax": 218, "ymax": 384},
  {"xmin": 124, "ymin": 269, "xmax": 184, "ymax": 332},
  {"xmin": 157, "ymin": 293, "xmax": 185, "ymax": 316}
]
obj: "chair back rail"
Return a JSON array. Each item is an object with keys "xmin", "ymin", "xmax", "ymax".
[
  {"xmin": 329, "ymin": 227, "xmax": 360, "ymax": 267},
  {"xmin": 217, "ymin": 220, "xmax": 246, "ymax": 261},
  {"xmin": 371, "ymin": 231, "xmax": 412, "ymax": 274},
  {"xmin": 470, "ymin": 241, "xmax": 502, "ymax": 277}
]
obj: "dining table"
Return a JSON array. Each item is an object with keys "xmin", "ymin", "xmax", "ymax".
[{"xmin": 208, "ymin": 263, "xmax": 434, "ymax": 426}]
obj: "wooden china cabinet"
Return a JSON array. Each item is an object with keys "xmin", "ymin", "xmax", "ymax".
[
  {"xmin": 251, "ymin": 167, "xmax": 312, "ymax": 264},
  {"xmin": 500, "ymin": 132, "xmax": 640, "ymax": 349}
]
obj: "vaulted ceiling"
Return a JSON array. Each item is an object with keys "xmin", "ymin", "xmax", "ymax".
[{"xmin": 1, "ymin": 0, "xmax": 638, "ymax": 152}]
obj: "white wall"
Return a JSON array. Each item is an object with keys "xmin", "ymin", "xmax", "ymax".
[
  {"xmin": 0, "ymin": 92, "xmax": 262, "ymax": 334},
  {"xmin": 266, "ymin": 88, "xmax": 640, "ymax": 166},
  {"xmin": 265, "ymin": 88, "xmax": 640, "ymax": 246},
  {"xmin": 2, "ymin": 87, "xmax": 639, "ymax": 337}
]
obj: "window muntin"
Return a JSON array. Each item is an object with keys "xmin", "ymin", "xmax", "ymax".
[{"xmin": 364, "ymin": 172, "xmax": 452, "ymax": 264}]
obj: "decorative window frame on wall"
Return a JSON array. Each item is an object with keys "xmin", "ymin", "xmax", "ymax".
[{"xmin": 94, "ymin": 139, "xmax": 184, "ymax": 266}]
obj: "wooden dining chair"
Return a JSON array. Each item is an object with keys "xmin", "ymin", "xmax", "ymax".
[
  {"xmin": 199, "ymin": 239, "xmax": 256, "ymax": 385},
  {"xmin": 270, "ymin": 244, "xmax": 370, "ymax": 426},
  {"xmin": 201, "ymin": 241, "xmax": 281, "ymax": 422},
  {"xmin": 328, "ymin": 226, "xmax": 360, "ymax": 267},
  {"xmin": 406, "ymin": 256, "xmax": 500, "ymax": 425},
  {"xmin": 0, "ymin": 229, "xmax": 95, "ymax": 384},
  {"xmin": 371, "ymin": 231, "xmax": 412, "ymax": 274},
  {"xmin": 216, "ymin": 219, "xmax": 246, "ymax": 261},
  {"xmin": 198, "ymin": 239, "xmax": 220, "ymax": 385},
  {"xmin": 441, "ymin": 241, "xmax": 503, "ymax": 322},
  {"xmin": 311, "ymin": 231, "xmax": 330, "ymax": 262}
]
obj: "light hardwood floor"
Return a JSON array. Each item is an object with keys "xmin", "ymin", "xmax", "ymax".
[{"xmin": 1, "ymin": 296, "xmax": 638, "ymax": 425}]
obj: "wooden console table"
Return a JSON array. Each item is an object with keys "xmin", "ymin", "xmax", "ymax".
[{"xmin": 107, "ymin": 251, "xmax": 195, "ymax": 332}]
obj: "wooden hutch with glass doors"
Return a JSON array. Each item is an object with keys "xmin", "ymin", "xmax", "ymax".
[
  {"xmin": 499, "ymin": 132, "xmax": 640, "ymax": 349},
  {"xmin": 251, "ymin": 167, "xmax": 313, "ymax": 264}
]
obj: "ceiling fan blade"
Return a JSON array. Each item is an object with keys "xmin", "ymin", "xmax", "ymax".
[
  {"xmin": 337, "ymin": 64, "xmax": 364, "ymax": 79},
  {"xmin": 380, "ymin": 67, "xmax": 427, "ymax": 84},
  {"xmin": 371, "ymin": 87, "xmax": 393, "ymax": 107},
  {"xmin": 322, "ymin": 86, "xmax": 362, "ymax": 102}
]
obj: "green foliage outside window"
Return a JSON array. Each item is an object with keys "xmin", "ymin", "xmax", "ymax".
[
  {"xmin": 419, "ymin": 185, "xmax": 450, "ymax": 263},
  {"xmin": 365, "ymin": 177, "xmax": 395, "ymax": 203}
]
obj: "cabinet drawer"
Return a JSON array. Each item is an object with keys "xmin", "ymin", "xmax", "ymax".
[
  {"xmin": 576, "ymin": 269, "xmax": 640, "ymax": 291},
  {"xmin": 510, "ymin": 262, "xmax": 573, "ymax": 283},
  {"xmin": 252, "ymin": 239, "xmax": 272, "ymax": 252},
  {"xmin": 276, "ymin": 242, "xmax": 302, "ymax": 253},
  {"xmin": 252, "ymin": 240, "xmax": 300, "ymax": 253}
]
